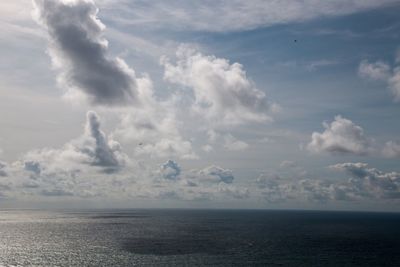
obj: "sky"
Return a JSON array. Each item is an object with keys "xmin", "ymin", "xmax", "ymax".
[{"xmin": 0, "ymin": 0, "xmax": 400, "ymax": 211}]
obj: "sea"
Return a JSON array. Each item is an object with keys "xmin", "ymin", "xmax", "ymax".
[{"xmin": 1, "ymin": 209, "xmax": 400, "ymax": 266}]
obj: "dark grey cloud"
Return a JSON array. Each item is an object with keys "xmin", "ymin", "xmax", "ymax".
[
  {"xmin": 33, "ymin": 0, "xmax": 138, "ymax": 105},
  {"xmin": 84, "ymin": 111, "xmax": 121, "ymax": 170}
]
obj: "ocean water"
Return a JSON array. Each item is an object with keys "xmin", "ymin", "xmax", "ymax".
[{"xmin": 1, "ymin": 209, "xmax": 400, "ymax": 266}]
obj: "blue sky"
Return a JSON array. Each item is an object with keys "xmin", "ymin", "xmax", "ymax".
[{"xmin": 0, "ymin": 0, "xmax": 400, "ymax": 210}]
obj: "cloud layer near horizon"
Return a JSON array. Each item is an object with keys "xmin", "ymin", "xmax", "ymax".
[
  {"xmin": 256, "ymin": 162, "xmax": 400, "ymax": 203},
  {"xmin": 0, "ymin": 112, "xmax": 248, "ymax": 201},
  {"xmin": 1, "ymin": 111, "xmax": 398, "ymax": 204}
]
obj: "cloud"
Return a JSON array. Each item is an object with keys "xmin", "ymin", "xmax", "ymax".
[
  {"xmin": 0, "ymin": 1, "xmax": 33, "ymax": 23},
  {"xmin": 0, "ymin": 111, "xmax": 132, "ymax": 199},
  {"xmin": 137, "ymin": 163, "xmax": 246, "ymax": 201},
  {"xmin": 23, "ymin": 111, "xmax": 127, "ymax": 175},
  {"xmin": 255, "ymin": 172, "xmax": 334, "ymax": 203},
  {"xmin": 382, "ymin": 141, "xmax": 400, "ymax": 158},
  {"xmin": 396, "ymin": 48, "xmax": 400, "ymax": 64},
  {"xmin": 277, "ymin": 59, "xmax": 341, "ymax": 72},
  {"xmin": 217, "ymin": 183, "xmax": 249, "ymax": 199},
  {"xmin": 32, "ymin": 0, "xmax": 196, "ymax": 159},
  {"xmin": 101, "ymin": 0, "xmax": 398, "ymax": 32},
  {"xmin": 389, "ymin": 67, "xmax": 400, "ymax": 101},
  {"xmin": 84, "ymin": 111, "xmax": 125, "ymax": 170},
  {"xmin": 278, "ymin": 160, "xmax": 308, "ymax": 178},
  {"xmin": 279, "ymin": 160, "xmax": 297, "ymax": 169},
  {"xmin": 297, "ymin": 179, "xmax": 334, "ymax": 202},
  {"xmin": 0, "ymin": 0, "xmax": 45, "ymax": 43},
  {"xmin": 136, "ymin": 138, "xmax": 196, "ymax": 159},
  {"xmin": 307, "ymin": 115, "xmax": 372, "ymax": 155},
  {"xmin": 1, "ymin": 136, "xmax": 244, "ymax": 201},
  {"xmin": 223, "ymin": 134, "xmax": 249, "ymax": 151},
  {"xmin": 41, "ymin": 188, "xmax": 74, "ymax": 197},
  {"xmin": 358, "ymin": 60, "xmax": 391, "ymax": 81},
  {"xmin": 202, "ymin": 144, "xmax": 214, "ymax": 153},
  {"xmin": 33, "ymin": 0, "xmax": 146, "ymax": 106},
  {"xmin": 160, "ymin": 160, "xmax": 181, "ymax": 180},
  {"xmin": 206, "ymin": 130, "xmax": 220, "ymax": 143},
  {"xmin": 0, "ymin": 161, "xmax": 8, "ymax": 177},
  {"xmin": 254, "ymin": 162, "xmax": 400, "ymax": 203},
  {"xmin": 24, "ymin": 160, "xmax": 41, "ymax": 175},
  {"xmin": 305, "ymin": 59, "xmax": 340, "ymax": 71},
  {"xmin": 162, "ymin": 45, "xmax": 277, "ymax": 126},
  {"xmin": 358, "ymin": 54, "xmax": 400, "ymax": 102},
  {"xmin": 112, "ymin": 95, "xmax": 197, "ymax": 160},
  {"xmin": 330, "ymin": 162, "xmax": 400, "ymax": 199},
  {"xmin": 189, "ymin": 165, "xmax": 235, "ymax": 184},
  {"xmin": 256, "ymin": 173, "xmax": 290, "ymax": 203}
]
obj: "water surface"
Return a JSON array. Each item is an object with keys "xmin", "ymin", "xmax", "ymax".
[{"xmin": 1, "ymin": 209, "xmax": 400, "ymax": 266}]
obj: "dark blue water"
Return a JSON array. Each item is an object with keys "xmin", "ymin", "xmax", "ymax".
[{"xmin": 1, "ymin": 209, "xmax": 400, "ymax": 266}]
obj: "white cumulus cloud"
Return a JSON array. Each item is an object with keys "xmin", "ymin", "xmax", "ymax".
[
  {"xmin": 162, "ymin": 45, "xmax": 278, "ymax": 126},
  {"xmin": 307, "ymin": 115, "xmax": 373, "ymax": 155}
]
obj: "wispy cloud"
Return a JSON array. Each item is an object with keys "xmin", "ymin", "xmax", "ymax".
[
  {"xmin": 98, "ymin": 0, "xmax": 399, "ymax": 32},
  {"xmin": 358, "ymin": 52, "xmax": 400, "ymax": 102},
  {"xmin": 278, "ymin": 59, "xmax": 341, "ymax": 71}
]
